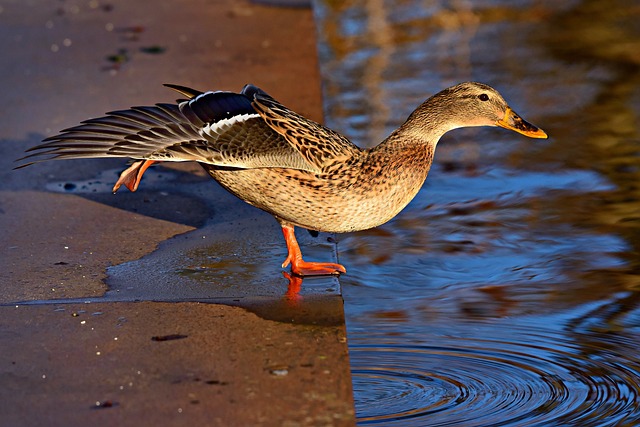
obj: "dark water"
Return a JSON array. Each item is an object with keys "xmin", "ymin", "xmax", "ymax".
[{"xmin": 314, "ymin": 0, "xmax": 640, "ymax": 425}]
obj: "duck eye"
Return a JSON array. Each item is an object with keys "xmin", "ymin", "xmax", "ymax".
[{"xmin": 478, "ymin": 93, "xmax": 489, "ymax": 101}]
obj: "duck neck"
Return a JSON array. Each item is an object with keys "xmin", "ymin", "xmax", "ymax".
[
  {"xmin": 359, "ymin": 99, "xmax": 455, "ymax": 209},
  {"xmin": 368, "ymin": 102, "xmax": 449, "ymax": 166},
  {"xmin": 393, "ymin": 94, "xmax": 464, "ymax": 147}
]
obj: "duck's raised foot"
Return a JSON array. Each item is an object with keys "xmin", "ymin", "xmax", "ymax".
[{"xmin": 112, "ymin": 159, "xmax": 157, "ymax": 193}]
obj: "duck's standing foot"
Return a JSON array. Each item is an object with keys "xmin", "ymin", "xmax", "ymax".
[
  {"xmin": 280, "ymin": 223, "xmax": 346, "ymax": 276},
  {"xmin": 112, "ymin": 160, "xmax": 157, "ymax": 193}
]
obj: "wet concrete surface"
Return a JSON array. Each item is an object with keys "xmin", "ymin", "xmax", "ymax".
[
  {"xmin": 0, "ymin": 0, "xmax": 354, "ymax": 425},
  {"xmin": 1, "ymin": 302, "xmax": 351, "ymax": 426}
]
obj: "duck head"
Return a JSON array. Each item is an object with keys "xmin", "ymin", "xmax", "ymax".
[{"xmin": 408, "ymin": 82, "xmax": 548, "ymax": 140}]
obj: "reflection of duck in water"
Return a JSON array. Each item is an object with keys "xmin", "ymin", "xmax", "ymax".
[{"xmin": 20, "ymin": 82, "xmax": 547, "ymax": 276}]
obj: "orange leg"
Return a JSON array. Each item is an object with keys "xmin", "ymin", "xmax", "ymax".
[
  {"xmin": 112, "ymin": 160, "xmax": 157, "ymax": 193},
  {"xmin": 280, "ymin": 223, "xmax": 346, "ymax": 276}
]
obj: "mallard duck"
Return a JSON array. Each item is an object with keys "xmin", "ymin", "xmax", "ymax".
[{"xmin": 19, "ymin": 82, "xmax": 547, "ymax": 276}]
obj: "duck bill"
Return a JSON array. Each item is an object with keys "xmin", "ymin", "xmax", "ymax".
[{"xmin": 496, "ymin": 107, "xmax": 548, "ymax": 139}]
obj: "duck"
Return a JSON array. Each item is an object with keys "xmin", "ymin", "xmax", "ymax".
[{"xmin": 18, "ymin": 82, "xmax": 547, "ymax": 276}]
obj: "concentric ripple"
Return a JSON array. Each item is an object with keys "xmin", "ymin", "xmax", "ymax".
[{"xmin": 350, "ymin": 323, "xmax": 640, "ymax": 426}]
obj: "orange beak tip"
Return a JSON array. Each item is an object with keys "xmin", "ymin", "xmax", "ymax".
[
  {"xmin": 529, "ymin": 128, "xmax": 549, "ymax": 139},
  {"xmin": 497, "ymin": 108, "xmax": 548, "ymax": 140}
]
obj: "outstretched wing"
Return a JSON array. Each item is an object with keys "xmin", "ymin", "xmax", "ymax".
[
  {"xmin": 17, "ymin": 84, "xmax": 357, "ymax": 174},
  {"xmin": 249, "ymin": 87, "xmax": 362, "ymax": 171}
]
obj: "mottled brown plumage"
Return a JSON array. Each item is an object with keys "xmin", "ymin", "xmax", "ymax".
[{"xmin": 18, "ymin": 82, "xmax": 547, "ymax": 276}]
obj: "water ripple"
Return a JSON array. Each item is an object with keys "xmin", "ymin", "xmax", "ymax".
[{"xmin": 350, "ymin": 324, "xmax": 640, "ymax": 426}]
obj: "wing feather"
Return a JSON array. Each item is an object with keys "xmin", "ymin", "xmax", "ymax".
[
  {"xmin": 249, "ymin": 90, "xmax": 362, "ymax": 170},
  {"xmin": 17, "ymin": 84, "xmax": 358, "ymax": 173}
]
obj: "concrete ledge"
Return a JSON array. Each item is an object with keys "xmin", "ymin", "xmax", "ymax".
[{"xmin": 0, "ymin": 0, "xmax": 355, "ymax": 425}]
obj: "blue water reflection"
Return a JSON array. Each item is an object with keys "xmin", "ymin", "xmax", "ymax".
[{"xmin": 315, "ymin": 0, "xmax": 640, "ymax": 424}]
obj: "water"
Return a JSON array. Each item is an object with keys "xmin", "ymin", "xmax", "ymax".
[{"xmin": 314, "ymin": 0, "xmax": 640, "ymax": 424}]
